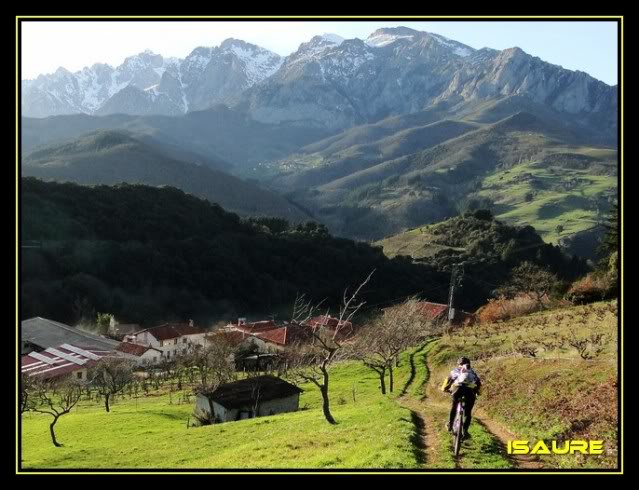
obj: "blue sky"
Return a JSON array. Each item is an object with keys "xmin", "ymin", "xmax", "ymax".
[{"xmin": 21, "ymin": 20, "xmax": 619, "ymax": 85}]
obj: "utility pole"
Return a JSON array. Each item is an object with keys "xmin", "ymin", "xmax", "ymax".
[
  {"xmin": 447, "ymin": 265, "xmax": 464, "ymax": 322},
  {"xmin": 447, "ymin": 265, "xmax": 457, "ymax": 322}
]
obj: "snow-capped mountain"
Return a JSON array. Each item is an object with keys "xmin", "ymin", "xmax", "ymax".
[
  {"xmin": 22, "ymin": 41, "xmax": 282, "ymax": 117},
  {"xmin": 241, "ymin": 26, "xmax": 616, "ymax": 133},
  {"xmin": 23, "ymin": 26, "xmax": 616, "ymax": 137}
]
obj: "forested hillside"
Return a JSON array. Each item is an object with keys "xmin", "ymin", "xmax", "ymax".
[
  {"xmin": 21, "ymin": 179, "xmax": 447, "ymax": 325},
  {"xmin": 22, "ymin": 180, "xmax": 591, "ymax": 326}
]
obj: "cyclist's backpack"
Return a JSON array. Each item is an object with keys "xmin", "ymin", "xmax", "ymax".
[{"xmin": 453, "ymin": 365, "xmax": 478, "ymax": 388}]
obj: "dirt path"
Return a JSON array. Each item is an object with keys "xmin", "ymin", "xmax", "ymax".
[
  {"xmin": 396, "ymin": 342, "xmax": 453, "ymax": 467},
  {"xmin": 473, "ymin": 410, "xmax": 544, "ymax": 469},
  {"xmin": 421, "ymin": 344, "xmax": 544, "ymax": 470},
  {"xmin": 397, "ymin": 340, "xmax": 545, "ymax": 469},
  {"xmin": 398, "ymin": 395, "xmax": 449, "ymax": 468}
]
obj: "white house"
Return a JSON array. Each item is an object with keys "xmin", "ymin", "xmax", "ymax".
[
  {"xmin": 115, "ymin": 342, "xmax": 163, "ymax": 366},
  {"xmin": 127, "ymin": 322, "xmax": 206, "ymax": 360},
  {"xmin": 193, "ymin": 375, "xmax": 302, "ymax": 424}
]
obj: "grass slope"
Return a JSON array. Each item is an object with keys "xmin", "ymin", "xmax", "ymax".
[
  {"xmin": 426, "ymin": 301, "xmax": 618, "ymax": 469},
  {"xmin": 477, "ymin": 154, "xmax": 617, "ymax": 244},
  {"xmin": 21, "ymin": 362, "xmax": 418, "ymax": 469},
  {"xmin": 273, "ymin": 110, "xmax": 617, "ymax": 247}
]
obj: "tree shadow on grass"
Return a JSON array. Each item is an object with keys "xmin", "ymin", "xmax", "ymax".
[
  {"xmin": 408, "ymin": 410, "xmax": 428, "ymax": 466},
  {"xmin": 145, "ymin": 411, "xmax": 186, "ymax": 421},
  {"xmin": 398, "ymin": 341, "xmax": 430, "ymax": 397}
]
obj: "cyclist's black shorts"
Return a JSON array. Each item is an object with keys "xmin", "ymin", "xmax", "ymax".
[{"xmin": 452, "ymin": 384, "xmax": 476, "ymax": 404}]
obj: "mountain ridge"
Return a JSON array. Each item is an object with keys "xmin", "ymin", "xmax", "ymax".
[
  {"xmin": 22, "ymin": 129, "xmax": 312, "ymax": 222},
  {"xmin": 23, "ymin": 27, "xmax": 615, "ymax": 131}
]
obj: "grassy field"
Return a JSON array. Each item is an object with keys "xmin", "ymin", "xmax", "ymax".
[
  {"xmin": 21, "ymin": 362, "xmax": 419, "ymax": 470},
  {"xmin": 425, "ymin": 301, "xmax": 619, "ymax": 469},
  {"xmin": 477, "ymin": 158, "xmax": 617, "ymax": 244},
  {"xmin": 21, "ymin": 302, "xmax": 618, "ymax": 470}
]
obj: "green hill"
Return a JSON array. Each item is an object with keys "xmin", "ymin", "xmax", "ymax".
[
  {"xmin": 23, "ymin": 130, "xmax": 311, "ymax": 223},
  {"xmin": 278, "ymin": 110, "xmax": 616, "ymax": 253},
  {"xmin": 375, "ymin": 212, "xmax": 589, "ymax": 306},
  {"xmin": 272, "ymin": 119, "xmax": 478, "ymax": 188},
  {"xmin": 21, "ymin": 105, "xmax": 333, "ymax": 172},
  {"xmin": 21, "ymin": 362, "xmax": 420, "ymax": 469}
]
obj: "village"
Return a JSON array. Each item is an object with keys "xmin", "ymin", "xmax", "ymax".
[{"xmin": 20, "ymin": 301, "xmax": 471, "ymax": 431}]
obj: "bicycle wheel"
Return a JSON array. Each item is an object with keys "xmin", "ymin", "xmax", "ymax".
[{"xmin": 453, "ymin": 411, "xmax": 463, "ymax": 457}]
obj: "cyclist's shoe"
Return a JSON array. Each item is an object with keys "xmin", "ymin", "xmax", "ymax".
[{"xmin": 463, "ymin": 431, "xmax": 472, "ymax": 440}]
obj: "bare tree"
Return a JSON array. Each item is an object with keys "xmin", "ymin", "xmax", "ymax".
[
  {"xmin": 89, "ymin": 357, "xmax": 135, "ymax": 412},
  {"xmin": 189, "ymin": 339, "xmax": 237, "ymax": 426},
  {"xmin": 251, "ymin": 379, "xmax": 262, "ymax": 417},
  {"xmin": 22, "ymin": 376, "xmax": 84, "ymax": 447},
  {"xmin": 186, "ymin": 336, "xmax": 236, "ymax": 392},
  {"xmin": 495, "ymin": 261, "xmax": 559, "ymax": 310},
  {"xmin": 20, "ymin": 373, "xmax": 33, "ymax": 414},
  {"xmin": 291, "ymin": 292, "xmax": 326, "ymax": 325},
  {"xmin": 352, "ymin": 330, "xmax": 390, "ymax": 394},
  {"xmin": 287, "ymin": 270, "xmax": 375, "ymax": 424},
  {"xmin": 353, "ymin": 298, "xmax": 432, "ymax": 393}
]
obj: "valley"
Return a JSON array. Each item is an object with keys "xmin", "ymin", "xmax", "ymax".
[{"xmin": 21, "ymin": 27, "xmax": 618, "ymax": 259}]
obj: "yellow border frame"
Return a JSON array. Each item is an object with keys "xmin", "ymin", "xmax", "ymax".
[{"xmin": 15, "ymin": 14, "xmax": 623, "ymax": 476}]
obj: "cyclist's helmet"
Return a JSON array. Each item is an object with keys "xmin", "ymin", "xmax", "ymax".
[{"xmin": 457, "ymin": 357, "xmax": 471, "ymax": 367}]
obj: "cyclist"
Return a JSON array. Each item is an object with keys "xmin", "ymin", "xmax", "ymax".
[{"xmin": 441, "ymin": 356, "xmax": 482, "ymax": 439}]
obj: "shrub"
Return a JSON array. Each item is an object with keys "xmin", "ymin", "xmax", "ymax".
[
  {"xmin": 566, "ymin": 273, "xmax": 613, "ymax": 304},
  {"xmin": 477, "ymin": 294, "xmax": 548, "ymax": 323}
]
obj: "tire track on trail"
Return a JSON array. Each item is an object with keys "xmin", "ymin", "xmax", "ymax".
[
  {"xmin": 397, "ymin": 341, "xmax": 452, "ymax": 468},
  {"xmin": 399, "ymin": 394, "xmax": 450, "ymax": 468},
  {"xmin": 398, "ymin": 342, "xmax": 427, "ymax": 398},
  {"xmin": 422, "ymin": 342, "xmax": 543, "ymax": 470}
]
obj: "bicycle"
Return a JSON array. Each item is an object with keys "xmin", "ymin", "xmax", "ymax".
[{"xmin": 451, "ymin": 396, "xmax": 467, "ymax": 457}]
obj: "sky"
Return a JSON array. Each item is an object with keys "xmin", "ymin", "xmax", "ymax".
[{"xmin": 21, "ymin": 20, "xmax": 619, "ymax": 85}]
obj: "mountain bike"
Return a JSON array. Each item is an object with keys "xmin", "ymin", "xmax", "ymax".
[{"xmin": 452, "ymin": 396, "xmax": 466, "ymax": 457}]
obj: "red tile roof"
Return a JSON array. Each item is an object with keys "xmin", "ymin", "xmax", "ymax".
[
  {"xmin": 206, "ymin": 330, "xmax": 252, "ymax": 347},
  {"xmin": 254, "ymin": 324, "xmax": 315, "ymax": 346},
  {"xmin": 234, "ymin": 320, "xmax": 279, "ymax": 334},
  {"xmin": 254, "ymin": 327, "xmax": 288, "ymax": 345},
  {"xmin": 116, "ymin": 342, "xmax": 159, "ymax": 357},
  {"xmin": 412, "ymin": 302, "xmax": 474, "ymax": 325},
  {"xmin": 415, "ymin": 302, "xmax": 449, "ymax": 319},
  {"xmin": 136, "ymin": 323, "xmax": 205, "ymax": 341}
]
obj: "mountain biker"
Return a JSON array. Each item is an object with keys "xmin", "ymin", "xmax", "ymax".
[{"xmin": 441, "ymin": 356, "xmax": 482, "ymax": 439}]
